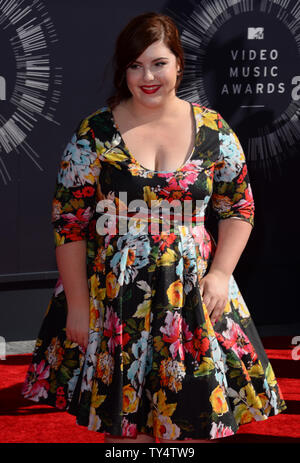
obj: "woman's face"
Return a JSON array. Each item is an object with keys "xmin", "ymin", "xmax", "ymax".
[{"xmin": 125, "ymin": 40, "xmax": 180, "ymax": 108}]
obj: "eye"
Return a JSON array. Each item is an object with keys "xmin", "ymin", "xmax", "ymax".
[
  {"xmin": 155, "ymin": 62, "xmax": 167, "ymax": 67},
  {"xmin": 128, "ymin": 64, "xmax": 140, "ymax": 69}
]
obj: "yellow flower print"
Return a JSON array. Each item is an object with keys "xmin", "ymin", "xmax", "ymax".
[
  {"xmin": 159, "ymin": 358, "xmax": 186, "ymax": 393},
  {"xmin": 96, "ymin": 352, "xmax": 114, "ymax": 386},
  {"xmin": 78, "ymin": 118, "xmax": 90, "ymax": 136},
  {"xmin": 234, "ymin": 403, "xmax": 254, "ymax": 425},
  {"xmin": 89, "ymin": 303, "xmax": 99, "ymax": 331},
  {"xmin": 200, "ymin": 110, "xmax": 219, "ymax": 131},
  {"xmin": 194, "ymin": 357, "xmax": 215, "ymax": 377},
  {"xmin": 64, "ymin": 339, "xmax": 79, "ymax": 349},
  {"xmin": 203, "ymin": 305, "xmax": 215, "ymax": 337},
  {"xmin": 240, "ymin": 383, "xmax": 263, "ymax": 410},
  {"xmin": 88, "ymin": 407, "xmax": 102, "ymax": 431},
  {"xmin": 209, "ymin": 385, "xmax": 229, "ymax": 415},
  {"xmin": 133, "ymin": 299, "xmax": 151, "ymax": 332},
  {"xmin": 206, "ymin": 173, "xmax": 213, "ymax": 192},
  {"xmin": 94, "ymin": 247, "xmax": 106, "ymax": 274},
  {"xmin": 155, "ymin": 389, "xmax": 177, "ymax": 416},
  {"xmin": 265, "ymin": 363, "xmax": 277, "ymax": 387},
  {"xmin": 231, "ymin": 296, "xmax": 250, "ymax": 318},
  {"xmin": 156, "ymin": 248, "xmax": 178, "ymax": 267},
  {"xmin": 91, "ymin": 381, "xmax": 106, "ymax": 408},
  {"xmin": 258, "ymin": 392, "xmax": 271, "ymax": 415},
  {"xmin": 106, "ymin": 150, "xmax": 128, "ymax": 163},
  {"xmin": 54, "ymin": 230, "xmax": 65, "ymax": 247},
  {"xmin": 145, "ymin": 310, "xmax": 152, "ymax": 332},
  {"xmin": 196, "ymin": 256, "xmax": 208, "ymax": 280},
  {"xmin": 90, "ymin": 274, "xmax": 100, "ymax": 299},
  {"xmin": 143, "ymin": 186, "xmax": 158, "ymax": 207},
  {"xmin": 106, "ymin": 271, "xmax": 120, "ymax": 299},
  {"xmin": 66, "ymin": 198, "xmax": 84, "ymax": 212},
  {"xmin": 154, "ymin": 414, "xmax": 181, "ymax": 440},
  {"xmin": 86, "ymin": 156, "xmax": 101, "ymax": 184},
  {"xmin": 166, "ymin": 280, "xmax": 183, "ymax": 307},
  {"xmin": 123, "ymin": 384, "xmax": 139, "ymax": 414},
  {"xmin": 104, "ymin": 150, "xmax": 129, "ymax": 169},
  {"xmin": 147, "ymin": 389, "xmax": 180, "ymax": 439},
  {"xmin": 239, "ymin": 359, "xmax": 251, "ymax": 382},
  {"xmin": 88, "ymin": 275, "xmax": 104, "ymax": 330},
  {"xmin": 129, "ymin": 164, "xmax": 155, "ymax": 178},
  {"xmin": 45, "ymin": 337, "xmax": 64, "ymax": 370},
  {"xmin": 248, "ymin": 361, "xmax": 264, "ymax": 378},
  {"xmin": 257, "ymin": 392, "xmax": 268, "ymax": 407},
  {"xmin": 223, "ymin": 300, "xmax": 231, "ymax": 314}
]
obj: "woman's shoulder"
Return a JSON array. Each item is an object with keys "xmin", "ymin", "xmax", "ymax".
[
  {"xmin": 80, "ymin": 105, "xmax": 112, "ymax": 125},
  {"xmin": 76, "ymin": 105, "xmax": 116, "ymax": 140},
  {"xmin": 191, "ymin": 101, "xmax": 218, "ymax": 116},
  {"xmin": 190, "ymin": 102, "xmax": 221, "ymax": 131}
]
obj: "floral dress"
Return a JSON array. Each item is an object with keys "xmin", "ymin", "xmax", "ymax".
[{"xmin": 21, "ymin": 102, "xmax": 287, "ymax": 440}]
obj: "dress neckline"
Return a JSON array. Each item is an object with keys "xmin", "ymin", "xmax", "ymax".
[{"xmin": 109, "ymin": 101, "xmax": 198, "ymax": 174}]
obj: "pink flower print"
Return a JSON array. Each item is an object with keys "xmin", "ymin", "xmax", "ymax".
[
  {"xmin": 22, "ymin": 360, "xmax": 50, "ymax": 402},
  {"xmin": 184, "ymin": 327, "xmax": 210, "ymax": 362},
  {"xmin": 210, "ymin": 422, "xmax": 234, "ymax": 439},
  {"xmin": 217, "ymin": 318, "xmax": 257, "ymax": 362},
  {"xmin": 159, "ymin": 170, "xmax": 199, "ymax": 191},
  {"xmin": 199, "ymin": 228, "xmax": 213, "ymax": 260},
  {"xmin": 122, "ymin": 417, "xmax": 138, "ymax": 437},
  {"xmin": 182, "ymin": 318, "xmax": 193, "ymax": 343},
  {"xmin": 61, "ymin": 206, "xmax": 93, "ymax": 238},
  {"xmin": 191, "ymin": 226, "xmax": 212, "ymax": 260},
  {"xmin": 103, "ymin": 305, "xmax": 125, "ymax": 355},
  {"xmin": 160, "ymin": 311, "xmax": 185, "ymax": 361}
]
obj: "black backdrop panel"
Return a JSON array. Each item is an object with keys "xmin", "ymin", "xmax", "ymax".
[
  {"xmin": 1, "ymin": 0, "xmax": 299, "ymax": 329},
  {"xmin": 0, "ymin": 0, "xmax": 166, "ymax": 282}
]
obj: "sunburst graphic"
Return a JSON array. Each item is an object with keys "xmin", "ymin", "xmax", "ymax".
[
  {"xmin": 0, "ymin": 0, "xmax": 62, "ymax": 184},
  {"xmin": 165, "ymin": 0, "xmax": 300, "ymax": 179}
]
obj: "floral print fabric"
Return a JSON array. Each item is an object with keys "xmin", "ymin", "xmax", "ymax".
[{"xmin": 22, "ymin": 102, "xmax": 286, "ymax": 440}]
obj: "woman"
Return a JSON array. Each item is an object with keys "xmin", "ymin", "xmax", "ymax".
[{"xmin": 21, "ymin": 12, "xmax": 286, "ymax": 444}]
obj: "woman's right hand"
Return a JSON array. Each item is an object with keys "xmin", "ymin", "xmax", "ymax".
[{"xmin": 66, "ymin": 306, "xmax": 90, "ymax": 351}]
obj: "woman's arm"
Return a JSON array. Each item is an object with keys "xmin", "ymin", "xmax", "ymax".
[
  {"xmin": 56, "ymin": 240, "xmax": 90, "ymax": 350},
  {"xmin": 51, "ymin": 117, "xmax": 100, "ymax": 350},
  {"xmin": 209, "ymin": 218, "xmax": 253, "ymax": 279},
  {"xmin": 199, "ymin": 219, "xmax": 252, "ymax": 325},
  {"xmin": 55, "ymin": 240, "xmax": 89, "ymax": 310},
  {"xmin": 200, "ymin": 112, "xmax": 255, "ymax": 325}
]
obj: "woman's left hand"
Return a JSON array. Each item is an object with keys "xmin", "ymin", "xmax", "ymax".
[{"xmin": 199, "ymin": 270, "xmax": 230, "ymax": 326}]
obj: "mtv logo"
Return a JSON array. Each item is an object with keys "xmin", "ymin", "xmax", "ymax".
[{"xmin": 248, "ymin": 27, "xmax": 264, "ymax": 39}]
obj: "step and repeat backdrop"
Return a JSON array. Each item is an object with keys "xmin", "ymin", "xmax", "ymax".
[{"xmin": 0, "ymin": 0, "xmax": 299, "ymax": 327}]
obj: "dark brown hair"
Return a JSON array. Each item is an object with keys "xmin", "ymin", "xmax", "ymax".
[{"xmin": 106, "ymin": 12, "xmax": 185, "ymax": 109}]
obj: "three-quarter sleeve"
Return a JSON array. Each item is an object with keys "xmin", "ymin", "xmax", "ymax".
[
  {"xmin": 210, "ymin": 113, "xmax": 255, "ymax": 227},
  {"xmin": 51, "ymin": 118, "xmax": 101, "ymax": 247}
]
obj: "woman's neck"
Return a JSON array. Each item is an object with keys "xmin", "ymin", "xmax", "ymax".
[{"xmin": 121, "ymin": 95, "xmax": 183, "ymax": 124}]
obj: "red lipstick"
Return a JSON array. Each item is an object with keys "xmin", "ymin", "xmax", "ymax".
[{"xmin": 140, "ymin": 85, "xmax": 161, "ymax": 94}]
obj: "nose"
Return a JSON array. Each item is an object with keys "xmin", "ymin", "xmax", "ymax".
[{"xmin": 143, "ymin": 67, "xmax": 155, "ymax": 81}]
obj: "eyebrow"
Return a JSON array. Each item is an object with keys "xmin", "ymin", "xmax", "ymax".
[{"xmin": 133, "ymin": 57, "xmax": 169, "ymax": 63}]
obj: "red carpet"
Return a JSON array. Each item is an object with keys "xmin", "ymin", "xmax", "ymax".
[{"xmin": 0, "ymin": 336, "xmax": 299, "ymax": 443}]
